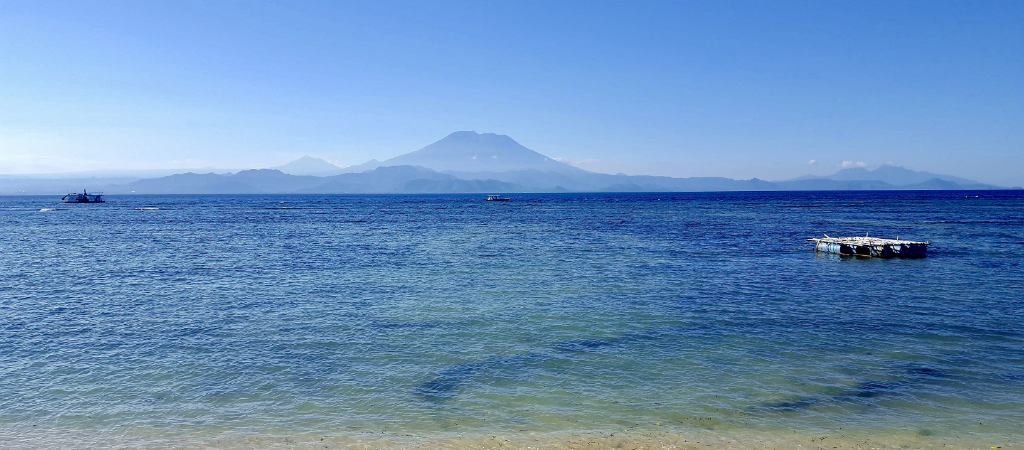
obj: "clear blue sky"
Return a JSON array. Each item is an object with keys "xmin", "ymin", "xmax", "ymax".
[{"xmin": 2, "ymin": 0, "xmax": 1021, "ymax": 185}]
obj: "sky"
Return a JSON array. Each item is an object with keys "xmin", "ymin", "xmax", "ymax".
[{"xmin": 1, "ymin": 1, "xmax": 1022, "ymax": 185}]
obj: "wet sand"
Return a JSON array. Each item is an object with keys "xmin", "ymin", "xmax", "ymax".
[{"xmin": 2, "ymin": 427, "xmax": 1019, "ymax": 450}]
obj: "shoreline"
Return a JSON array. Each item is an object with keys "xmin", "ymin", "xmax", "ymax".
[{"xmin": 2, "ymin": 427, "xmax": 1019, "ymax": 450}]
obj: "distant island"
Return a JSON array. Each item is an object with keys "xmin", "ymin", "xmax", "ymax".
[{"xmin": 0, "ymin": 131, "xmax": 1012, "ymax": 194}]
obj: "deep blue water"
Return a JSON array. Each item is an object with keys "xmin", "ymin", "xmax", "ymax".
[{"xmin": 1, "ymin": 191, "xmax": 1022, "ymax": 446}]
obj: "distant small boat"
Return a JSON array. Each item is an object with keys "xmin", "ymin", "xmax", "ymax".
[
  {"xmin": 486, "ymin": 195, "xmax": 511, "ymax": 202},
  {"xmin": 61, "ymin": 189, "xmax": 105, "ymax": 203}
]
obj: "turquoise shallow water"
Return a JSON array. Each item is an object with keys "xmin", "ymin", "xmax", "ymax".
[{"xmin": 1, "ymin": 191, "xmax": 1022, "ymax": 448}]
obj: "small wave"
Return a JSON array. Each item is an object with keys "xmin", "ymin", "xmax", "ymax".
[
  {"xmin": 39, "ymin": 208, "xmax": 58, "ymax": 211},
  {"xmin": 137, "ymin": 207, "xmax": 159, "ymax": 210}
]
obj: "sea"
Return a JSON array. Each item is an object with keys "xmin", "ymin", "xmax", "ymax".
[{"xmin": 1, "ymin": 191, "xmax": 1021, "ymax": 450}]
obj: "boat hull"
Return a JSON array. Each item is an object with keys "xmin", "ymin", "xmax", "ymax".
[{"xmin": 61, "ymin": 192, "xmax": 105, "ymax": 203}]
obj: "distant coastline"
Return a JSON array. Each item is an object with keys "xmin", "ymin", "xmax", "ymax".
[{"xmin": 1, "ymin": 132, "xmax": 1014, "ymax": 195}]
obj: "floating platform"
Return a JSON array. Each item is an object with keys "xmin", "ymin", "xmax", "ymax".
[{"xmin": 808, "ymin": 235, "xmax": 929, "ymax": 258}]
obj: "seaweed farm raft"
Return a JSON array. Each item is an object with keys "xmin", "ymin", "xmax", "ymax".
[{"xmin": 809, "ymin": 235, "xmax": 929, "ymax": 258}]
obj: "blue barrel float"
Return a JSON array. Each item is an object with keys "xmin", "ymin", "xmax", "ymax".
[{"xmin": 808, "ymin": 234, "xmax": 929, "ymax": 258}]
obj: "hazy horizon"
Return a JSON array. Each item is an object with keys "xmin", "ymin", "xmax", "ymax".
[
  {"xmin": 1, "ymin": 131, "xmax": 1005, "ymax": 186},
  {"xmin": 2, "ymin": 1, "xmax": 1022, "ymax": 185}
]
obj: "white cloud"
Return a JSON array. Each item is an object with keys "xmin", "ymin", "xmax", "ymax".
[
  {"xmin": 841, "ymin": 161, "xmax": 867, "ymax": 168},
  {"xmin": 491, "ymin": 155, "xmax": 497, "ymax": 159},
  {"xmin": 807, "ymin": 159, "xmax": 817, "ymax": 165}
]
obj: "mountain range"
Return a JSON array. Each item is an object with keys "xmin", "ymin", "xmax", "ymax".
[{"xmin": 1, "ymin": 131, "xmax": 1013, "ymax": 194}]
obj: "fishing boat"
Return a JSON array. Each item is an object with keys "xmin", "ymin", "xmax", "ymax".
[
  {"xmin": 61, "ymin": 189, "xmax": 105, "ymax": 203},
  {"xmin": 486, "ymin": 195, "xmax": 511, "ymax": 201}
]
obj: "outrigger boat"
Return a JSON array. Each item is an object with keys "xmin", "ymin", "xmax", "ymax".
[
  {"xmin": 486, "ymin": 194, "xmax": 511, "ymax": 201},
  {"xmin": 61, "ymin": 189, "xmax": 105, "ymax": 203}
]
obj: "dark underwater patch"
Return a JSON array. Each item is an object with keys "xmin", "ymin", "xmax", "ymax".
[
  {"xmin": 846, "ymin": 380, "xmax": 905, "ymax": 398},
  {"xmin": 411, "ymin": 329, "xmax": 671, "ymax": 403},
  {"xmin": 553, "ymin": 339, "xmax": 612, "ymax": 353},
  {"xmin": 996, "ymin": 372, "xmax": 1024, "ymax": 382},
  {"xmin": 414, "ymin": 336, "xmax": 630, "ymax": 402},
  {"xmin": 415, "ymin": 362, "xmax": 487, "ymax": 400},
  {"xmin": 905, "ymin": 366, "xmax": 949, "ymax": 378},
  {"xmin": 757, "ymin": 366, "xmax": 953, "ymax": 412},
  {"xmin": 760, "ymin": 398, "xmax": 817, "ymax": 410}
]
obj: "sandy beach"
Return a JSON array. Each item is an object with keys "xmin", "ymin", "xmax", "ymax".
[{"xmin": 2, "ymin": 426, "xmax": 1020, "ymax": 450}]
